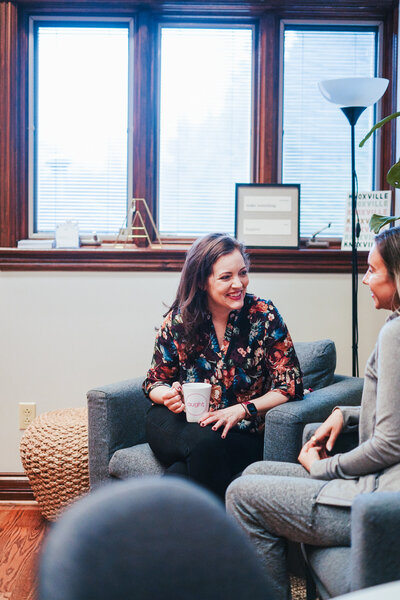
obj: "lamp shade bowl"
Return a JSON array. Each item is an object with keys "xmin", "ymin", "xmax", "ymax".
[{"xmin": 318, "ymin": 77, "xmax": 389, "ymax": 108}]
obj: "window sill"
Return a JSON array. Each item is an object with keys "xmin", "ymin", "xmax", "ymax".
[{"xmin": 0, "ymin": 245, "xmax": 368, "ymax": 273}]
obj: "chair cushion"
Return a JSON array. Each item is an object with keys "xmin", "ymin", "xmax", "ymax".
[
  {"xmin": 109, "ymin": 443, "xmax": 165, "ymax": 478},
  {"xmin": 294, "ymin": 340, "xmax": 336, "ymax": 391},
  {"xmin": 306, "ymin": 545, "xmax": 351, "ymax": 599}
]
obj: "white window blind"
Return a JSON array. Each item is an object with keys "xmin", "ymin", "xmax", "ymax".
[
  {"xmin": 33, "ymin": 24, "xmax": 130, "ymax": 235},
  {"xmin": 282, "ymin": 27, "xmax": 377, "ymax": 238},
  {"xmin": 158, "ymin": 27, "xmax": 253, "ymax": 237}
]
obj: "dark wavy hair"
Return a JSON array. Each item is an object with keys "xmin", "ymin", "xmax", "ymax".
[
  {"xmin": 374, "ymin": 225, "xmax": 400, "ymax": 310},
  {"xmin": 168, "ymin": 233, "xmax": 250, "ymax": 348}
]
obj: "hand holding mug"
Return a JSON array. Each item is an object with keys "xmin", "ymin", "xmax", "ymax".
[{"xmin": 162, "ymin": 382, "xmax": 185, "ymax": 414}]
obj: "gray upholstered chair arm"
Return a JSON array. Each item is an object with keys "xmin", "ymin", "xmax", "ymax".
[
  {"xmin": 87, "ymin": 377, "xmax": 152, "ymax": 488},
  {"xmin": 263, "ymin": 375, "xmax": 363, "ymax": 463},
  {"xmin": 351, "ymin": 492, "xmax": 400, "ymax": 591}
]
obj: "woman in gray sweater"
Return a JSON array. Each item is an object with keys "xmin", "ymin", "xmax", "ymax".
[{"xmin": 226, "ymin": 226, "xmax": 400, "ymax": 600}]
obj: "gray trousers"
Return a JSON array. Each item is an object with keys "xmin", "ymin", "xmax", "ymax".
[{"xmin": 226, "ymin": 461, "xmax": 351, "ymax": 600}]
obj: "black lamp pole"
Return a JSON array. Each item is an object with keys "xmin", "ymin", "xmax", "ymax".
[{"xmin": 341, "ymin": 106, "xmax": 366, "ymax": 377}]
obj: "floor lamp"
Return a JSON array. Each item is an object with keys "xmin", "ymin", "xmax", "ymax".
[{"xmin": 318, "ymin": 77, "xmax": 389, "ymax": 377}]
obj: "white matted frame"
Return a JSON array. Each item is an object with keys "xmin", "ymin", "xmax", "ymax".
[{"xmin": 235, "ymin": 183, "xmax": 300, "ymax": 248}]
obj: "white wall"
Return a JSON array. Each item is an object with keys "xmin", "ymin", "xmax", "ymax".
[{"xmin": 0, "ymin": 269, "xmax": 387, "ymax": 472}]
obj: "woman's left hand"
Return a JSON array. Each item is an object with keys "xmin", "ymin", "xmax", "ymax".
[
  {"xmin": 298, "ymin": 440, "xmax": 325, "ymax": 472},
  {"xmin": 199, "ymin": 404, "xmax": 247, "ymax": 439}
]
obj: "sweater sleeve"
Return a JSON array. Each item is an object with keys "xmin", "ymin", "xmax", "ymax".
[
  {"xmin": 311, "ymin": 317, "xmax": 400, "ymax": 481},
  {"xmin": 339, "ymin": 405, "xmax": 361, "ymax": 431}
]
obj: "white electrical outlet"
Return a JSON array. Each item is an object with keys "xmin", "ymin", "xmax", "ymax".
[{"xmin": 19, "ymin": 402, "xmax": 36, "ymax": 429}]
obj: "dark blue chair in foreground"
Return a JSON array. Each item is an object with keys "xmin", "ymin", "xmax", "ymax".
[{"xmin": 39, "ymin": 477, "xmax": 275, "ymax": 600}]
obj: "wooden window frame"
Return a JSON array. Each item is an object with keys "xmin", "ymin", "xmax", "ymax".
[{"xmin": 0, "ymin": 0, "xmax": 397, "ymax": 273}]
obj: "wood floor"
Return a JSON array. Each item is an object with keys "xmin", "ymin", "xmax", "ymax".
[{"xmin": 0, "ymin": 503, "xmax": 48, "ymax": 600}]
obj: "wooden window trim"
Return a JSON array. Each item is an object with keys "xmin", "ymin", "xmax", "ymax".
[
  {"xmin": 0, "ymin": 1, "xmax": 397, "ymax": 273},
  {"xmin": 0, "ymin": 244, "xmax": 369, "ymax": 273}
]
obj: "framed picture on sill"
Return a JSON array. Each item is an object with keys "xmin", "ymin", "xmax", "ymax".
[{"xmin": 235, "ymin": 183, "xmax": 300, "ymax": 248}]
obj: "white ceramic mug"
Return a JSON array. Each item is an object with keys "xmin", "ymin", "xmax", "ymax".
[{"xmin": 182, "ymin": 382, "xmax": 212, "ymax": 423}]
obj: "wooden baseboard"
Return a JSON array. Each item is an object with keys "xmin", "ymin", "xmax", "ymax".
[{"xmin": 0, "ymin": 473, "xmax": 34, "ymax": 501}]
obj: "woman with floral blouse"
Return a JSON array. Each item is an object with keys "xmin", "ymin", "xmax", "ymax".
[{"xmin": 143, "ymin": 233, "xmax": 303, "ymax": 498}]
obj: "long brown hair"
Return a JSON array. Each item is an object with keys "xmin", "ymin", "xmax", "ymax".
[
  {"xmin": 375, "ymin": 225, "xmax": 400, "ymax": 310},
  {"xmin": 168, "ymin": 233, "xmax": 249, "ymax": 347}
]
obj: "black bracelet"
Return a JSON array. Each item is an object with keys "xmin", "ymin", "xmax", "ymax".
[{"xmin": 246, "ymin": 402, "xmax": 258, "ymax": 419}]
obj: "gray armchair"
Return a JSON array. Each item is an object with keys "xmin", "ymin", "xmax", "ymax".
[
  {"xmin": 301, "ymin": 425, "xmax": 400, "ymax": 598},
  {"xmin": 87, "ymin": 339, "xmax": 363, "ymax": 489},
  {"xmin": 303, "ymin": 493, "xmax": 400, "ymax": 598},
  {"xmin": 263, "ymin": 374, "xmax": 363, "ymax": 464}
]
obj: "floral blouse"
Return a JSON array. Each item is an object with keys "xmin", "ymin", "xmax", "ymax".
[{"xmin": 143, "ymin": 294, "xmax": 303, "ymax": 433}]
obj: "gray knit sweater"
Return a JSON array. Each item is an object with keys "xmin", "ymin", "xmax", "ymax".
[{"xmin": 310, "ymin": 310, "xmax": 400, "ymax": 507}]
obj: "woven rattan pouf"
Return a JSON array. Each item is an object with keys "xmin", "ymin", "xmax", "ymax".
[{"xmin": 20, "ymin": 407, "xmax": 90, "ymax": 521}]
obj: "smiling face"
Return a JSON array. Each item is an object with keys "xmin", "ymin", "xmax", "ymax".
[
  {"xmin": 205, "ymin": 249, "xmax": 249, "ymax": 317},
  {"xmin": 362, "ymin": 243, "xmax": 398, "ymax": 310}
]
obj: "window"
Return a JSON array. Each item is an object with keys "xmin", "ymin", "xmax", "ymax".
[
  {"xmin": 1, "ymin": 2, "xmax": 395, "ymax": 271},
  {"xmin": 158, "ymin": 27, "xmax": 253, "ymax": 237},
  {"xmin": 282, "ymin": 25, "xmax": 378, "ymax": 238},
  {"xmin": 30, "ymin": 19, "xmax": 132, "ymax": 235}
]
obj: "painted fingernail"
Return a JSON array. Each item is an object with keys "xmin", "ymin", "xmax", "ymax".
[{"xmin": 212, "ymin": 427, "xmax": 216, "ymax": 431}]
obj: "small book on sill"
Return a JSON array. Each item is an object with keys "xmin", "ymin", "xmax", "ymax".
[{"xmin": 17, "ymin": 239, "xmax": 55, "ymax": 249}]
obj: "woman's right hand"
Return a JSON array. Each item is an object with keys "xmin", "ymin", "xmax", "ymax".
[
  {"xmin": 309, "ymin": 408, "xmax": 344, "ymax": 453},
  {"xmin": 162, "ymin": 382, "xmax": 185, "ymax": 414}
]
